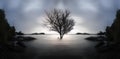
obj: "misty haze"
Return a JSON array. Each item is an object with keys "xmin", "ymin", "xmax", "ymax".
[{"xmin": 0, "ymin": 0, "xmax": 120, "ymax": 59}]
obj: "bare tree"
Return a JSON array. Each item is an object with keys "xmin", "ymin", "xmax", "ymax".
[{"xmin": 45, "ymin": 9, "xmax": 75, "ymax": 39}]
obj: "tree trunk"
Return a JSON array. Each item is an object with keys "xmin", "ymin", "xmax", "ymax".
[{"xmin": 60, "ymin": 34, "xmax": 63, "ymax": 39}]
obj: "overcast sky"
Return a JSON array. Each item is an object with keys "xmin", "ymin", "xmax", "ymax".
[{"xmin": 0, "ymin": 0, "xmax": 120, "ymax": 34}]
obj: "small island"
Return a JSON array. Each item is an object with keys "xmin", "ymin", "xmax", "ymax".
[
  {"xmin": 76, "ymin": 32, "xmax": 90, "ymax": 35},
  {"xmin": 31, "ymin": 32, "xmax": 45, "ymax": 35}
]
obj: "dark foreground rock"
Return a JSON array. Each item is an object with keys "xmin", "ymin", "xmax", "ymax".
[
  {"xmin": 86, "ymin": 35, "xmax": 120, "ymax": 52},
  {"xmin": 0, "ymin": 36, "xmax": 36, "ymax": 59},
  {"xmin": 16, "ymin": 36, "xmax": 36, "ymax": 41},
  {"xmin": 85, "ymin": 35, "xmax": 105, "ymax": 41}
]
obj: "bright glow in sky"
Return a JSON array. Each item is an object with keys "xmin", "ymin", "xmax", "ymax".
[{"xmin": 0, "ymin": 0, "xmax": 120, "ymax": 34}]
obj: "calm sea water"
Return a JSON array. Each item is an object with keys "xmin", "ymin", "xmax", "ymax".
[
  {"xmin": 25, "ymin": 35, "xmax": 97, "ymax": 46},
  {"xmin": 22, "ymin": 35, "xmax": 98, "ymax": 59}
]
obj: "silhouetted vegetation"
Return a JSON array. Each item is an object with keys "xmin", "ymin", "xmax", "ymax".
[
  {"xmin": 105, "ymin": 10, "xmax": 120, "ymax": 44},
  {"xmin": 45, "ymin": 9, "xmax": 75, "ymax": 39},
  {"xmin": 0, "ymin": 9, "xmax": 16, "ymax": 44},
  {"xmin": 97, "ymin": 31, "xmax": 105, "ymax": 35},
  {"xmin": 76, "ymin": 33, "xmax": 82, "ymax": 35},
  {"xmin": 76, "ymin": 32, "xmax": 90, "ymax": 35},
  {"xmin": 86, "ymin": 10, "xmax": 120, "ymax": 54},
  {"xmin": 39, "ymin": 33, "xmax": 45, "ymax": 35},
  {"xmin": 0, "ymin": 9, "xmax": 23, "ymax": 58},
  {"xmin": 0, "ymin": 9, "xmax": 36, "ymax": 58},
  {"xmin": 16, "ymin": 31, "xmax": 24, "ymax": 35},
  {"xmin": 31, "ymin": 32, "xmax": 45, "ymax": 35},
  {"xmin": 105, "ymin": 26, "xmax": 113, "ymax": 42}
]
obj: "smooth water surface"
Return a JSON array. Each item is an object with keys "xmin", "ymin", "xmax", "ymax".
[{"xmin": 22, "ymin": 35, "xmax": 98, "ymax": 59}]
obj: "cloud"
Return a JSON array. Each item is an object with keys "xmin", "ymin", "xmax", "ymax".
[
  {"xmin": 63, "ymin": 0, "xmax": 118, "ymax": 33},
  {"xmin": 0, "ymin": 0, "xmax": 120, "ymax": 34}
]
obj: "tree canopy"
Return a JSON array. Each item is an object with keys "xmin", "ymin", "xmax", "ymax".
[{"xmin": 45, "ymin": 9, "xmax": 75, "ymax": 39}]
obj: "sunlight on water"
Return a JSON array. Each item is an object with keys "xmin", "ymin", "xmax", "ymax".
[
  {"xmin": 25, "ymin": 35, "xmax": 96, "ymax": 46},
  {"xmin": 38, "ymin": 35, "xmax": 91, "ymax": 45},
  {"xmin": 24, "ymin": 35, "xmax": 98, "ymax": 57},
  {"xmin": 45, "ymin": 35, "xmax": 76, "ymax": 45},
  {"xmin": 47, "ymin": 35, "xmax": 74, "ymax": 40}
]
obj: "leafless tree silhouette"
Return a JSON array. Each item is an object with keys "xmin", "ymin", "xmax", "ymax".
[{"xmin": 45, "ymin": 9, "xmax": 75, "ymax": 39}]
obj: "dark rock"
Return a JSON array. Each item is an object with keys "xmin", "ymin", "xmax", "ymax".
[
  {"xmin": 86, "ymin": 36, "xmax": 105, "ymax": 41},
  {"xmin": 16, "ymin": 36, "xmax": 36, "ymax": 41}
]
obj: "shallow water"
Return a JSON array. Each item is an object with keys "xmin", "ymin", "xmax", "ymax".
[{"xmin": 22, "ymin": 35, "xmax": 98, "ymax": 59}]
